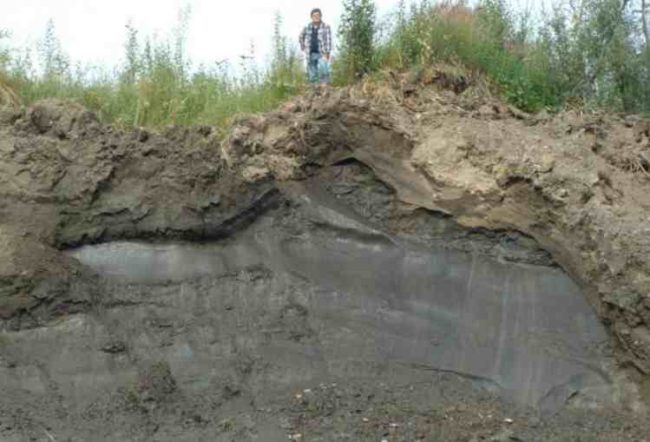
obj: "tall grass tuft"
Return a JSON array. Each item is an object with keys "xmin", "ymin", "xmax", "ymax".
[{"xmin": 1, "ymin": 12, "xmax": 305, "ymax": 129}]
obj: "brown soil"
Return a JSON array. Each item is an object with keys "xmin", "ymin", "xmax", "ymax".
[{"xmin": 224, "ymin": 72, "xmax": 650, "ymax": 379}]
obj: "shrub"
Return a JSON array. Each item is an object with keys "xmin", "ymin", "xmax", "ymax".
[
  {"xmin": 336, "ymin": 0, "xmax": 378, "ymax": 83},
  {"xmin": 369, "ymin": 0, "xmax": 650, "ymax": 113}
]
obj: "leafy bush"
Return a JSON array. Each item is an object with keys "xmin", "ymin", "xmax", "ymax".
[
  {"xmin": 336, "ymin": 0, "xmax": 378, "ymax": 83},
  {"xmin": 368, "ymin": 0, "xmax": 650, "ymax": 113},
  {"xmin": 369, "ymin": 1, "xmax": 558, "ymax": 111},
  {"xmin": 536, "ymin": 0, "xmax": 650, "ymax": 112}
]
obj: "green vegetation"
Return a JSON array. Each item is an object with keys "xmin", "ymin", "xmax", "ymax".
[
  {"xmin": 337, "ymin": 0, "xmax": 378, "ymax": 83},
  {"xmin": 366, "ymin": 0, "xmax": 650, "ymax": 113},
  {"xmin": 1, "ymin": 0, "xmax": 650, "ymax": 129},
  {"xmin": 0, "ymin": 11, "xmax": 304, "ymax": 128}
]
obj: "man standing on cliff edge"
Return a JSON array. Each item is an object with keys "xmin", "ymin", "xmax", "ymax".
[{"xmin": 299, "ymin": 8, "xmax": 332, "ymax": 85}]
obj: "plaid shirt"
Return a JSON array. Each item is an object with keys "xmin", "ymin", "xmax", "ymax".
[{"xmin": 299, "ymin": 22, "xmax": 332, "ymax": 55}]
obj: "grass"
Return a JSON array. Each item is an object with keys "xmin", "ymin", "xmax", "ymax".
[
  {"xmin": 1, "ymin": 1, "xmax": 649, "ymax": 130},
  {"xmin": 7, "ymin": 60, "xmax": 306, "ymax": 130},
  {"xmin": 0, "ymin": 14, "xmax": 306, "ymax": 130}
]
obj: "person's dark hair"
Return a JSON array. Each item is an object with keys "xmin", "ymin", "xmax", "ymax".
[{"xmin": 311, "ymin": 8, "xmax": 322, "ymax": 17}]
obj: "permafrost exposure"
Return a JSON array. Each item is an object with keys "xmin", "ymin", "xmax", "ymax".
[{"xmin": 1, "ymin": 73, "xmax": 650, "ymax": 440}]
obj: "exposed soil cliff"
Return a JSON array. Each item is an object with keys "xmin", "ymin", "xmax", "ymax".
[
  {"xmin": 223, "ymin": 73, "xmax": 650, "ymax": 377},
  {"xmin": 1, "ymin": 71, "xmax": 649, "ymax": 441}
]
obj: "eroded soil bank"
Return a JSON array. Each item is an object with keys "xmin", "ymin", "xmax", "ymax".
[{"xmin": 1, "ymin": 73, "xmax": 650, "ymax": 440}]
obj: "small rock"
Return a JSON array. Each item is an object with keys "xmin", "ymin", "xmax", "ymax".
[
  {"xmin": 508, "ymin": 105, "xmax": 529, "ymax": 120},
  {"xmin": 136, "ymin": 129, "xmax": 149, "ymax": 143},
  {"xmin": 223, "ymin": 384, "xmax": 241, "ymax": 399},
  {"xmin": 141, "ymin": 144, "xmax": 157, "ymax": 156},
  {"xmin": 101, "ymin": 341, "xmax": 127, "ymax": 354},
  {"xmin": 402, "ymin": 83, "xmax": 417, "ymax": 94},
  {"xmin": 624, "ymin": 115, "xmax": 640, "ymax": 127},
  {"xmin": 479, "ymin": 104, "xmax": 496, "ymax": 117},
  {"xmin": 199, "ymin": 195, "xmax": 221, "ymax": 209},
  {"xmin": 536, "ymin": 154, "xmax": 555, "ymax": 173},
  {"xmin": 536, "ymin": 110, "xmax": 551, "ymax": 121},
  {"xmin": 504, "ymin": 418, "xmax": 514, "ymax": 424}
]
